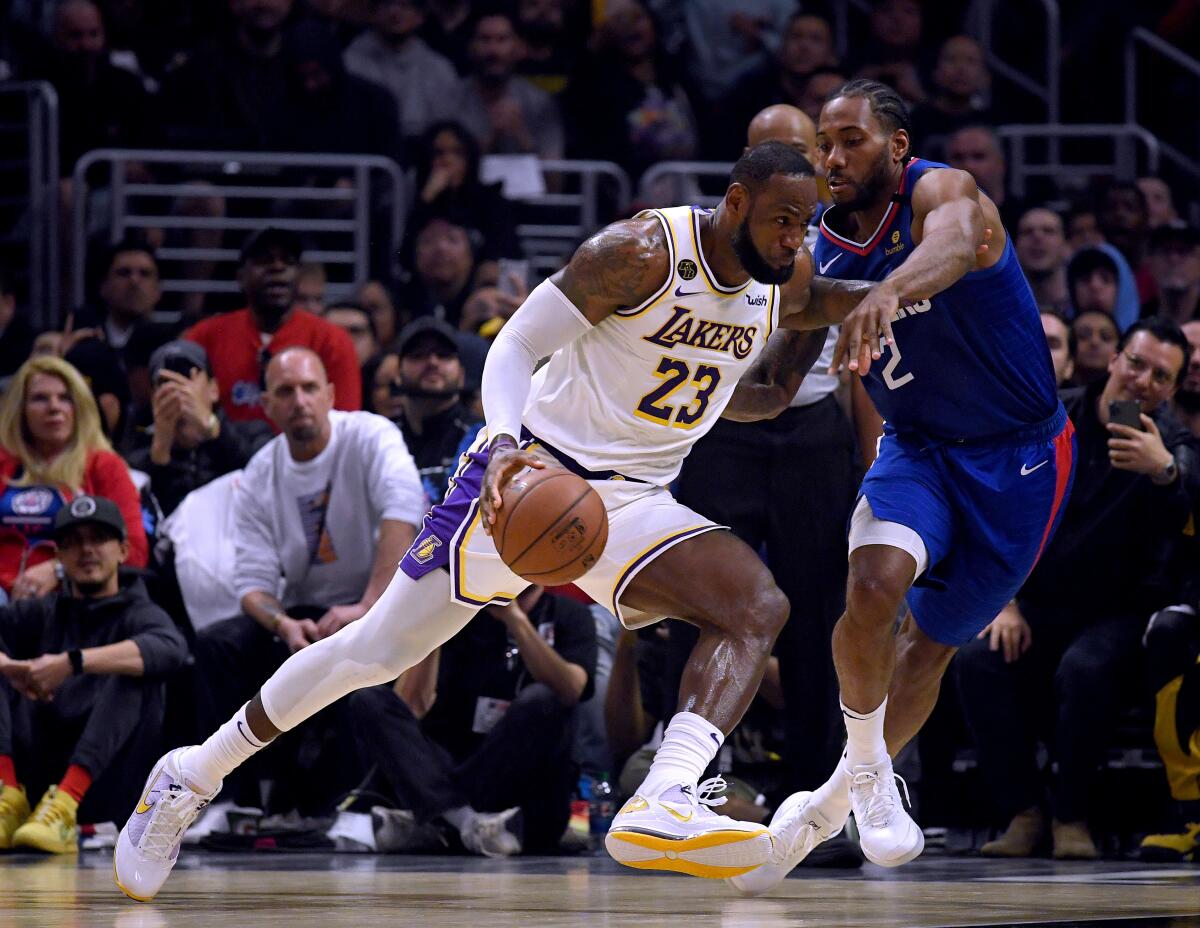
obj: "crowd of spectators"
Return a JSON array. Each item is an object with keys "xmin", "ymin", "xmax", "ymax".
[{"xmin": 0, "ymin": 0, "xmax": 1198, "ymax": 866}]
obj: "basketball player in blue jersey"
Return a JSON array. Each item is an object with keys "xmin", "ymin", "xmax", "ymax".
[{"xmin": 728, "ymin": 80, "xmax": 1077, "ymax": 894}]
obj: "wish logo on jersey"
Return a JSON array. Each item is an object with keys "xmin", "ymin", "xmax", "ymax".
[{"xmin": 642, "ymin": 306, "xmax": 758, "ymax": 359}]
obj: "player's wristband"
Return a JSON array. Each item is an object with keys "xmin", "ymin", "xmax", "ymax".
[{"xmin": 489, "ymin": 433, "xmax": 519, "ymax": 454}]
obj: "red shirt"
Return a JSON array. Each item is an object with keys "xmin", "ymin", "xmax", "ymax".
[
  {"xmin": 184, "ymin": 307, "xmax": 362, "ymax": 426},
  {"xmin": 0, "ymin": 448, "xmax": 149, "ymax": 592}
]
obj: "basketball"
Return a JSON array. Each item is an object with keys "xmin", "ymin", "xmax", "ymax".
[{"xmin": 492, "ymin": 467, "xmax": 608, "ymax": 585}]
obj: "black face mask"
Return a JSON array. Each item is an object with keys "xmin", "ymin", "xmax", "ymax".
[{"xmin": 732, "ymin": 217, "xmax": 795, "ymax": 286}]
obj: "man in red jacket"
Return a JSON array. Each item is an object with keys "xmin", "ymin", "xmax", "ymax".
[{"xmin": 184, "ymin": 228, "xmax": 362, "ymax": 427}]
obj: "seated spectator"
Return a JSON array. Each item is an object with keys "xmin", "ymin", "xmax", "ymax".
[
  {"xmin": 62, "ymin": 336, "xmax": 131, "ymax": 446},
  {"xmin": 1142, "ymin": 225, "xmax": 1200, "ymax": 325},
  {"xmin": 566, "ymin": 1, "xmax": 698, "ymax": 184},
  {"xmin": 184, "ymin": 228, "xmax": 362, "ymax": 426},
  {"xmin": 280, "ymin": 20, "xmax": 401, "ymax": 161},
  {"xmin": 409, "ymin": 121, "xmax": 522, "ymax": 267},
  {"xmin": 418, "ymin": 0, "xmax": 476, "ymax": 75},
  {"xmin": 1017, "ymin": 208, "xmax": 1071, "ymax": 315},
  {"xmin": 1066, "ymin": 205, "xmax": 1106, "ymax": 252},
  {"xmin": 159, "ymin": 0, "xmax": 296, "ymax": 150},
  {"xmin": 324, "ymin": 301, "xmax": 379, "ymax": 366},
  {"xmin": 192, "ymin": 348, "xmax": 423, "ymax": 813},
  {"xmin": 294, "ymin": 263, "xmax": 327, "ymax": 315},
  {"xmin": 945, "ymin": 124, "xmax": 1028, "ymax": 231},
  {"xmin": 1069, "ymin": 309, "xmax": 1120, "ymax": 386},
  {"xmin": 346, "ymin": 584, "xmax": 595, "ymax": 855},
  {"xmin": 0, "ymin": 495, "xmax": 187, "ymax": 852},
  {"xmin": 1098, "ymin": 180, "xmax": 1155, "ymax": 304},
  {"xmin": 125, "ymin": 341, "xmax": 272, "ymax": 517},
  {"xmin": 362, "ymin": 351, "xmax": 402, "ymax": 419},
  {"xmin": 0, "ymin": 270, "xmax": 32, "ymax": 388},
  {"xmin": 0, "ymin": 357, "xmax": 148, "ymax": 601},
  {"xmin": 398, "ymin": 216, "xmax": 481, "ymax": 329},
  {"xmin": 1172, "ymin": 320, "xmax": 1200, "ymax": 437},
  {"xmin": 799, "ymin": 68, "xmax": 849, "ymax": 125},
  {"xmin": 343, "ymin": 0, "xmax": 461, "ymax": 146},
  {"xmin": 358, "ymin": 279, "xmax": 402, "ymax": 347},
  {"xmin": 1138, "ymin": 177, "xmax": 1180, "ymax": 230},
  {"xmin": 451, "ymin": 11, "xmax": 564, "ymax": 158},
  {"xmin": 31, "ymin": 0, "xmax": 154, "ymax": 175},
  {"xmin": 677, "ymin": 0, "xmax": 797, "ymax": 109},
  {"xmin": 1068, "ymin": 245, "xmax": 1140, "ymax": 331},
  {"xmin": 956, "ymin": 318, "xmax": 1195, "ymax": 860},
  {"xmin": 909, "ymin": 36, "xmax": 993, "ymax": 161},
  {"xmin": 514, "ymin": 0, "xmax": 578, "ymax": 98},
  {"xmin": 852, "ymin": 0, "xmax": 927, "ymax": 105},
  {"xmin": 1041, "ymin": 309, "xmax": 1074, "ymax": 386},
  {"xmin": 391, "ymin": 318, "xmax": 479, "ymax": 502}
]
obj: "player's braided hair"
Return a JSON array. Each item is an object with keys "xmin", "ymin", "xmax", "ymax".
[
  {"xmin": 730, "ymin": 141, "xmax": 815, "ymax": 193},
  {"xmin": 828, "ymin": 79, "xmax": 913, "ymax": 161}
]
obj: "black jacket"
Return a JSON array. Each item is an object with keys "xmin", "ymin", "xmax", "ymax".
[
  {"xmin": 126, "ymin": 412, "xmax": 273, "ymax": 516},
  {"xmin": 1020, "ymin": 379, "xmax": 1199, "ymax": 617}
]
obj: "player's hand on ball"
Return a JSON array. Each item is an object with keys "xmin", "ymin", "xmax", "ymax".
[
  {"xmin": 480, "ymin": 437, "xmax": 545, "ymax": 535},
  {"xmin": 830, "ymin": 281, "xmax": 898, "ymax": 376}
]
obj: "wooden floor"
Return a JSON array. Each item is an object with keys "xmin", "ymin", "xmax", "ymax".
[{"xmin": 1, "ymin": 850, "xmax": 1199, "ymax": 928}]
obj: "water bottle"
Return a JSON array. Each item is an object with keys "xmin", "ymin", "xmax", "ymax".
[{"xmin": 588, "ymin": 774, "xmax": 615, "ymax": 846}]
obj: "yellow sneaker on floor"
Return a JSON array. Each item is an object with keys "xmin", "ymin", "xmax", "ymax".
[
  {"xmin": 1139, "ymin": 821, "xmax": 1200, "ymax": 862},
  {"xmin": 604, "ymin": 777, "xmax": 773, "ymax": 879},
  {"xmin": 12, "ymin": 786, "xmax": 79, "ymax": 854},
  {"xmin": 0, "ymin": 782, "xmax": 31, "ymax": 849}
]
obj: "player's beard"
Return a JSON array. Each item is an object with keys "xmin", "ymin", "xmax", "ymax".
[
  {"xmin": 732, "ymin": 218, "xmax": 795, "ymax": 285},
  {"xmin": 831, "ymin": 148, "xmax": 895, "ymax": 212}
]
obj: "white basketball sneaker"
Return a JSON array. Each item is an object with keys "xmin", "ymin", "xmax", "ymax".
[
  {"xmin": 726, "ymin": 791, "xmax": 847, "ymax": 896},
  {"xmin": 114, "ymin": 749, "xmax": 219, "ymax": 902},
  {"xmin": 605, "ymin": 777, "xmax": 773, "ymax": 879},
  {"xmin": 847, "ymin": 758, "xmax": 923, "ymax": 867}
]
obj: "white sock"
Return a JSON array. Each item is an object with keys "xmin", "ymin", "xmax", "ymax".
[
  {"xmin": 180, "ymin": 703, "xmax": 269, "ymax": 794},
  {"xmin": 638, "ymin": 711, "xmax": 723, "ymax": 800},
  {"xmin": 841, "ymin": 696, "xmax": 888, "ymax": 767},
  {"xmin": 441, "ymin": 805, "xmax": 477, "ymax": 834}
]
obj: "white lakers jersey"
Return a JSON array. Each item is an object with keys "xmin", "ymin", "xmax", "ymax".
[{"xmin": 522, "ymin": 205, "xmax": 779, "ymax": 486}]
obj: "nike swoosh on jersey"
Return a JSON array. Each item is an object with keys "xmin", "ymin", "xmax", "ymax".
[
  {"xmin": 1020, "ymin": 460, "xmax": 1048, "ymax": 476},
  {"xmin": 674, "ymin": 285, "xmax": 704, "ymax": 297},
  {"xmin": 818, "ymin": 255, "xmax": 842, "ymax": 274}
]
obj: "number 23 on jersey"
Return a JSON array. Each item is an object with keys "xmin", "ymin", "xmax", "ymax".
[{"xmin": 634, "ymin": 356, "xmax": 722, "ymax": 429}]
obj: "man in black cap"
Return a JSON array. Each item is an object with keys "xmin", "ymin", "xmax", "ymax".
[
  {"xmin": 183, "ymin": 227, "xmax": 361, "ymax": 427},
  {"xmin": 392, "ymin": 318, "xmax": 480, "ymax": 502},
  {"xmin": 1143, "ymin": 225, "xmax": 1200, "ymax": 325},
  {"xmin": 0, "ymin": 495, "xmax": 187, "ymax": 853},
  {"xmin": 125, "ymin": 341, "xmax": 273, "ymax": 516}
]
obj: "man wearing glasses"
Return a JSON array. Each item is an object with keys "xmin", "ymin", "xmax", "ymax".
[
  {"xmin": 184, "ymin": 228, "xmax": 362, "ymax": 428},
  {"xmin": 956, "ymin": 316, "xmax": 1198, "ymax": 861}
]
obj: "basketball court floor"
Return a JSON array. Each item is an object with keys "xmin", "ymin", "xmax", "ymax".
[{"xmin": 2, "ymin": 851, "xmax": 1198, "ymax": 928}]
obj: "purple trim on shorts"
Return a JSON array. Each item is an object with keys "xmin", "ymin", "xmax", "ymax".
[
  {"xmin": 609, "ymin": 524, "xmax": 722, "ymax": 617},
  {"xmin": 399, "ymin": 443, "xmax": 489, "ymax": 581}
]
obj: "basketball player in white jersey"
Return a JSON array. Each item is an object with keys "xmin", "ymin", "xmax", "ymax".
[{"xmin": 114, "ymin": 142, "xmax": 874, "ymax": 901}]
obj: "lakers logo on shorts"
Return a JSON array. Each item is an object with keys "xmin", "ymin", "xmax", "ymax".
[{"xmin": 412, "ymin": 535, "xmax": 443, "ymax": 564}]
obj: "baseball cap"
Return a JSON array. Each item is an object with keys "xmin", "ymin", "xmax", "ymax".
[
  {"xmin": 54, "ymin": 495, "xmax": 127, "ymax": 542},
  {"xmin": 395, "ymin": 317, "xmax": 461, "ymax": 358},
  {"xmin": 149, "ymin": 340, "xmax": 211, "ymax": 382},
  {"xmin": 239, "ymin": 226, "xmax": 303, "ymax": 265}
]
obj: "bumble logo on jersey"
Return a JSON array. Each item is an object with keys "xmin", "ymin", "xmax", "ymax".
[{"xmin": 643, "ymin": 306, "xmax": 758, "ymax": 360}]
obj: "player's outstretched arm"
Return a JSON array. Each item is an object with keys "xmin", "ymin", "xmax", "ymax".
[
  {"xmin": 723, "ymin": 328, "xmax": 830, "ymax": 421},
  {"xmin": 479, "ymin": 217, "xmax": 670, "ymax": 531}
]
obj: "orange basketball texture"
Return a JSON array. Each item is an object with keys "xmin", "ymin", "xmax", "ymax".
[{"xmin": 493, "ymin": 467, "xmax": 608, "ymax": 585}]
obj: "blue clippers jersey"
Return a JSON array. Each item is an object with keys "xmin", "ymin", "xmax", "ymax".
[{"xmin": 813, "ymin": 158, "xmax": 1060, "ymax": 441}]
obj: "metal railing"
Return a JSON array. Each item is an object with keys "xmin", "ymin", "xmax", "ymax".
[
  {"xmin": 0, "ymin": 81, "xmax": 59, "ymax": 328},
  {"xmin": 1124, "ymin": 27, "xmax": 1200, "ymax": 190},
  {"xmin": 968, "ymin": 0, "xmax": 1061, "ymax": 125},
  {"xmin": 638, "ymin": 161, "xmax": 733, "ymax": 210},
  {"xmin": 70, "ymin": 149, "xmax": 406, "ymax": 309},
  {"xmin": 998, "ymin": 124, "xmax": 1160, "ymax": 199},
  {"xmin": 509, "ymin": 159, "xmax": 631, "ymax": 278}
]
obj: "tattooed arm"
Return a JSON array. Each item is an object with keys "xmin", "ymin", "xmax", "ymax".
[
  {"xmin": 550, "ymin": 216, "xmax": 671, "ymax": 323},
  {"xmin": 723, "ymin": 328, "xmax": 830, "ymax": 421}
]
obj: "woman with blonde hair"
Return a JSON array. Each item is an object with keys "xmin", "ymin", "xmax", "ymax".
[{"xmin": 0, "ymin": 356, "xmax": 147, "ymax": 599}]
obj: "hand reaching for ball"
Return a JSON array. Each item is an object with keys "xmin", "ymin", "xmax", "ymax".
[{"xmin": 480, "ymin": 435, "xmax": 545, "ymax": 536}]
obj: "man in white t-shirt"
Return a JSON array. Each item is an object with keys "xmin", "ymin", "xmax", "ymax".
[{"xmin": 189, "ymin": 347, "xmax": 425, "ymax": 808}]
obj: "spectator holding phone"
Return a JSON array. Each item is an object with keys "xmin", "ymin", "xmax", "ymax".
[
  {"xmin": 124, "ymin": 341, "xmax": 272, "ymax": 517},
  {"xmin": 955, "ymin": 318, "xmax": 1196, "ymax": 861}
]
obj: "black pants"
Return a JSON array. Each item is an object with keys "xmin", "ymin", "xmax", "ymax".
[
  {"xmin": 675, "ymin": 396, "xmax": 858, "ymax": 788},
  {"xmin": 348, "ymin": 682, "xmax": 576, "ymax": 853},
  {"xmin": 954, "ymin": 609, "xmax": 1144, "ymax": 823},
  {"xmin": 0, "ymin": 672, "xmax": 167, "ymax": 824}
]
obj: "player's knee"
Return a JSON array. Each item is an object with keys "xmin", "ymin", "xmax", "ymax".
[
  {"xmin": 845, "ymin": 571, "xmax": 906, "ymax": 629},
  {"xmin": 736, "ymin": 582, "xmax": 790, "ymax": 642}
]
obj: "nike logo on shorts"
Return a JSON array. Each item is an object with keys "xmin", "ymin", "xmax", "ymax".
[{"xmin": 1020, "ymin": 460, "xmax": 1048, "ymax": 476}]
